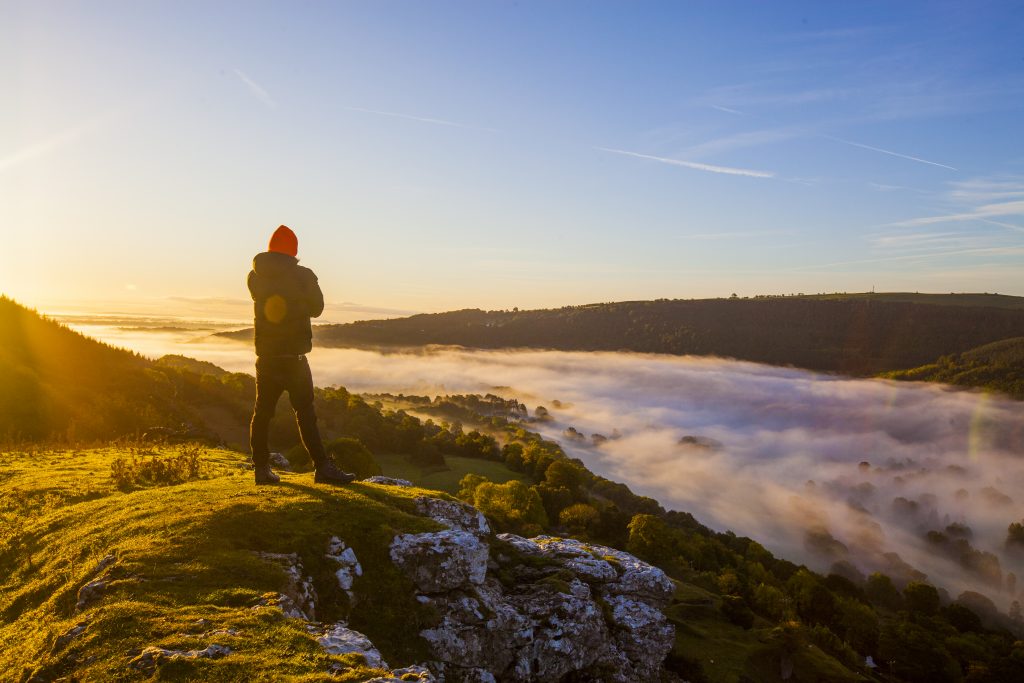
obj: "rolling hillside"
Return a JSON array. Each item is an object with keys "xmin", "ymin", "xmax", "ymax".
[
  {"xmin": 217, "ymin": 293, "xmax": 1024, "ymax": 375},
  {"xmin": 882, "ymin": 337, "xmax": 1024, "ymax": 399}
]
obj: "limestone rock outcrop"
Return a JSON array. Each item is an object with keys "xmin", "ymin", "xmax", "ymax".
[
  {"xmin": 390, "ymin": 530, "xmax": 489, "ymax": 593},
  {"xmin": 390, "ymin": 522, "xmax": 676, "ymax": 682},
  {"xmin": 129, "ymin": 495, "xmax": 676, "ymax": 682}
]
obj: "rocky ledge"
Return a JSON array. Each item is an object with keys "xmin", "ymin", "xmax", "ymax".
[
  {"xmin": 69, "ymin": 484, "xmax": 674, "ymax": 682},
  {"xmin": 389, "ymin": 497, "xmax": 676, "ymax": 682}
]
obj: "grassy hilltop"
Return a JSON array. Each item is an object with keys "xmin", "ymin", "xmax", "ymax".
[{"xmin": 0, "ymin": 444, "xmax": 444, "ymax": 681}]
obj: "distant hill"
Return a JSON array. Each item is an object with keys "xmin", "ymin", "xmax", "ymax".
[
  {"xmin": 0, "ymin": 296, "xmax": 167, "ymax": 440},
  {"xmin": 0, "ymin": 298, "xmax": 371, "ymax": 446},
  {"xmin": 219, "ymin": 293, "xmax": 1024, "ymax": 375},
  {"xmin": 881, "ymin": 337, "xmax": 1024, "ymax": 399}
]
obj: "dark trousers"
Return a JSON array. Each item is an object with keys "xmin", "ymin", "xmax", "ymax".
[{"xmin": 250, "ymin": 355, "xmax": 327, "ymax": 467}]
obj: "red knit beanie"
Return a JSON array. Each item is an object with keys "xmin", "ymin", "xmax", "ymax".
[{"xmin": 268, "ymin": 225, "xmax": 298, "ymax": 257}]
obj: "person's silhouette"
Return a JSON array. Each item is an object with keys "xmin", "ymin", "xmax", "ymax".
[{"xmin": 247, "ymin": 225, "xmax": 354, "ymax": 485}]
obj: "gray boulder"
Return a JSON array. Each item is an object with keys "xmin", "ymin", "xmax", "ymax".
[
  {"xmin": 389, "ymin": 518, "xmax": 677, "ymax": 682},
  {"xmin": 362, "ymin": 476, "xmax": 414, "ymax": 487},
  {"xmin": 415, "ymin": 497, "xmax": 491, "ymax": 536},
  {"xmin": 318, "ymin": 624, "xmax": 388, "ymax": 669},
  {"xmin": 252, "ymin": 552, "xmax": 318, "ymax": 620},
  {"xmin": 390, "ymin": 530, "xmax": 488, "ymax": 593}
]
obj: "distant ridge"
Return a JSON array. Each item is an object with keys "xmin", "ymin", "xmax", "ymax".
[
  {"xmin": 882, "ymin": 336, "xmax": 1024, "ymax": 399},
  {"xmin": 218, "ymin": 293, "xmax": 1024, "ymax": 375}
]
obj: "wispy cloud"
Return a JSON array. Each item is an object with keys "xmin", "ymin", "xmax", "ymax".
[
  {"xmin": 596, "ymin": 147, "xmax": 775, "ymax": 179},
  {"xmin": 869, "ymin": 232, "xmax": 970, "ymax": 248},
  {"xmin": 684, "ymin": 127, "xmax": 803, "ymax": 158},
  {"xmin": 696, "ymin": 83, "xmax": 852, "ymax": 109},
  {"xmin": 233, "ymin": 69, "xmax": 276, "ymax": 108},
  {"xmin": 823, "ymin": 135, "xmax": 957, "ymax": 171},
  {"xmin": 867, "ymin": 182, "xmax": 928, "ymax": 193},
  {"xmin": 885, "ymin": 200, "xmax": 1024, "ymax": 227},
  {"xmin": 979, "ymin": 218, "xmax": 1024, "ymax": 234},
  {"xmin": 948, "ymin": 178, "xmax": 1024, "ymax": 203},
  {"xmin": 778, "ymin": 25, "xmax": 893, "ymax": 42},
  {"xmin": 339, "ymin": 105, "xmax": 499, "ymax": 132},
  {"xmin": 708, "ymin": 104, "xmax": 746, "ymax": 116},
  {"xmin": 678, "ymin": 230, "xmax": 796, "ymax": 240},
  {"xmin": 796, "ymin": 245, "xmax": 1024, "ymax": 270},
  {"xmin": 0, "ymin": 122, "xmax": 95, "ymax": 174}
]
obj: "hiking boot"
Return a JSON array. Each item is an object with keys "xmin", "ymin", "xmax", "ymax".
[
  {"xmin": 314, "ymin": 460, "xmax": 356, "ymax": 485},
  {"xmin": 254, "ymin": 463, "xmax": 281, "ymax": 485}
]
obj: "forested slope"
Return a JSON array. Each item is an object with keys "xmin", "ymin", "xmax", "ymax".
[{"xmin": 218, "ymin": 294, "xmax": 1024, "ymax": 375}]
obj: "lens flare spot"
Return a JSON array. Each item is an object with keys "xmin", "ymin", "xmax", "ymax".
[{"xmin": 264, "ymin": 295, "xmax": 287, "ymax": 323}]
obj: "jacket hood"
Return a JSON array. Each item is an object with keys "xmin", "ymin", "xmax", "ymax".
[{"xmin": 252, "ymin": 251, "xmax": 298, "ymax": 275}]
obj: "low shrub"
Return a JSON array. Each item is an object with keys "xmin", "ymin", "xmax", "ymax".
[
  {"xmin": 324, "ymin": 437, "xmax": 382, "ymax": 479},
  {"xmin": 110, "ymin": 444, "xmax": 205, "ymax": 491}
]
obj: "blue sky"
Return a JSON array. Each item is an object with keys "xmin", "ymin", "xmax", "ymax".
[{"xmin": 2, "ymin": 1, "xmax": 1023, "ymax": 319}]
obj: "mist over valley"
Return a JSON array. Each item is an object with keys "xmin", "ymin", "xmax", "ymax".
[{"xmin": 70, "ymin": 317, "xmax": 1024, "ymax": 618}]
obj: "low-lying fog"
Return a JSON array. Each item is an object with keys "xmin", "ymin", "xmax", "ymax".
[{"xmin": 70, "ymin": 318, "xmax": 1024, "ymax": 611}]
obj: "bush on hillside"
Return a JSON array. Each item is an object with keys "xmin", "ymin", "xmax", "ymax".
[
  {"xmin": 467, "ymin": 479, "xmax": 548, "ymax": 534},
  {"xmin": 284, "ymin": 443, "xmax": 313, "ymax": 472},
  {"xmin": 110, "ymin": 444, "xmax": 205, "ymax": 491},
  {"xmin": 559, "ymin": 502, "xmax": 600, "ymax": 534},
  {"xmin": 324, "ymin": 437, "xmax": 382, "ymax": 479}
]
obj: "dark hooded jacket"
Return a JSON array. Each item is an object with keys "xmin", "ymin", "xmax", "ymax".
[{"xmin": 247, "ymin": 251, "xmax": 324, "ymax": 356}]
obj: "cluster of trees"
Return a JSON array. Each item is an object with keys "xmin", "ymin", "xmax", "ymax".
[
  {"xmin": 280, "ymin": 297, "xmax": 1024, "ymax": 375},
  {"xmin": 883, "ymin": 337, "xmax": 1024, "ymax": 399},
  {"xmin": 0, "ymin": 297, "xmax": 184, "ymax": 441}
]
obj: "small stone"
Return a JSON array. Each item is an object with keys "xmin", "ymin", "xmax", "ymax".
[
  {"xmin": 252, "ymin": 551, "xmax": 318, "ymax": 620},
  {"xmin": 52, "ymin": 621, "xmax": 89, "ymax": 653},
  {"xmin": 318, "ymin": 624, "xmax": 388, "ymax": 669},
  {"xmin": 325, "ymin": 537, "xmax": 362, "ymax": 599},
  {"xmin": 269, "ymin": 452, "xmax": 292, "ymax": 470},
  {"xmin": 76, "ymin": 578, "xmax": 108, "ymax": 612},
  {"xmin": 414, "ymin": 497, "xmax": 491, "ymax": 536},
  {"xmin": 128, "ymin": 644, "xmax": 230, "ymax": 674},
  {"xmin": 362, "ymin": 476, "xmax": 414, "ymax": 487}
]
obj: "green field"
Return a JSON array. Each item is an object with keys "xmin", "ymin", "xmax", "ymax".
[{"xmin": 373, "ymin": 453, "xmax": 525, "ymax": 494}]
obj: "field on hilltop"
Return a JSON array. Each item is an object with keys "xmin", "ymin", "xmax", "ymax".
[{"xmin": 0, "ymin": 444, "xmax": 443, "ymax": 681}]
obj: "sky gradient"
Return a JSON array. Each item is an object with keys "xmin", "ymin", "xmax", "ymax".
[{"xmin": 3, "ymin": 1, "xmax": 1024, "ymax": 320}]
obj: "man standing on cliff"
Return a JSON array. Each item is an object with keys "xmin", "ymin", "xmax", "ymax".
[{"xmin": 247, "ymin": 225, "xmax": 355, "ymax": 486}]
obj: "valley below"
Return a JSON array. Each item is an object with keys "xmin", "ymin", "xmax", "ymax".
[{"xmin": 66, "ymin": 316, "xmax": 1024, "ymax": 622}]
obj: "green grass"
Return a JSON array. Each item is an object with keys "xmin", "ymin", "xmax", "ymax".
[
  {"xmin": 0, "ymin": 444, "xmax": 456, "ymax": 681},
  {"xmin": 374, "ymin": 453, "xmax": 525, "ymax": 494}
]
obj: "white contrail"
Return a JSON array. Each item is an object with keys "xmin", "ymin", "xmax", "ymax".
[
  {"xmin": 823, "ymin": 135, "xmax": 957, "ymax": 171},
  {"xmin": 339, "ymin": 105, "xmax": 499, "ymax": 132},
  {"xmin": 709, "ymin": 104, "xmax": 746, "ymax": 116},
  {"xmin": 596, "ymin": 146, "xmax": 775, "ymax": 178},
  {"xmin": 233, "ymin": 69, "xmax": 276, "ymax": 108}
]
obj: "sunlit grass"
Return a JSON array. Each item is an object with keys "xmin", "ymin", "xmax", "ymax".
[{"xmin": 0, "ymin": 444, "xmax": 446, "ymax": 681}]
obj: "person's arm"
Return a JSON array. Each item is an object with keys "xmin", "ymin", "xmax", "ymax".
[{"xmin": 302, "ymin": 267, "xmax": 325, "ymax": 318}]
